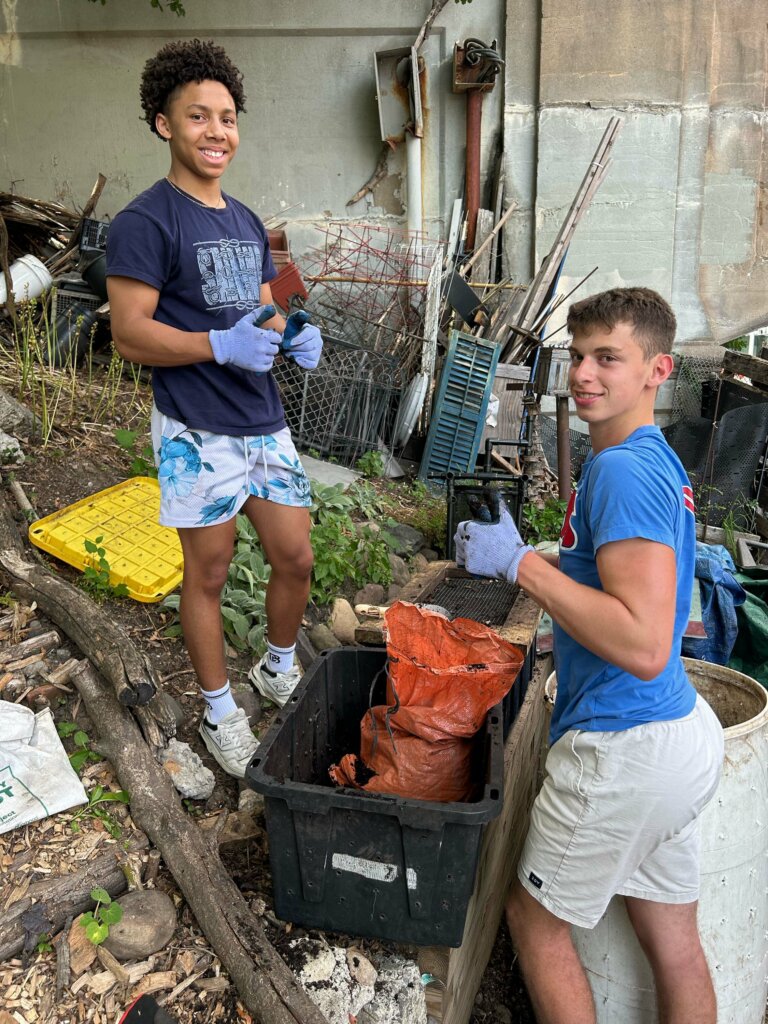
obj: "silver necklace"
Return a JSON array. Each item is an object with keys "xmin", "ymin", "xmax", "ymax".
[{"xmin": 165, "ymin": 177, "xmax": 224, "ymax": 210}]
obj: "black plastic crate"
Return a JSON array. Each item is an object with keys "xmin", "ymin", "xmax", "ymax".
[
  {"xmin": 245, "ymin": 646, "xmax": 506, "ymax": 947},
  {"xmin": 444, "ymin": 472, "xmax": 527, "ymax": 563}
]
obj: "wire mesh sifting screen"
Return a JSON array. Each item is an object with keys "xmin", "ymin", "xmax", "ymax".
[{"xmin": 273, "ymin": 336, "xmax": 402, "ymax": 468}]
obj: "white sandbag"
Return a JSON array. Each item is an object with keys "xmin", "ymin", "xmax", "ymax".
[{"xmin": 0, "ymin": 702, "xmax": 87, "ymax": 833}]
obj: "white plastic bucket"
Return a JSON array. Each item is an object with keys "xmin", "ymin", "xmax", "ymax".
[
  {"xmin": 0, "ymin": 254, "xmax": 53, "ymax": 305},
  {"xmin": 548, "ymin": 660, "xmax": 768, "ymax": 1023}
]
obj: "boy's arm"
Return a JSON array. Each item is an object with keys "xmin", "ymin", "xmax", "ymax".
[
  {"xmin": 107, "ymin": 276, "xmax": 215, "ymax": 366},
  {"xmin": 517, "ymin": 538, "xmax": 676, "ymax": 680},
  {"xmin": 259, "ymin": 283, "xmax": 286, "ymax": 334}
]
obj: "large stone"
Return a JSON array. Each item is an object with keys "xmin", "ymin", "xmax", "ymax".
[
  {"xmin": 294, "ymin": 938, "xmax": 376, "ymax": 1024},
  {"xmin": 420, "ymin": 548, "xmax": 439, "ymax": 562},
  {"xmin": 233, "ymin": 686, "xmax": 262, "ymax": 727},
  {"xmin": 0, "ymin": 430, "xmax": 24, "ymax": 464},
  {"xmin": 358, "ymin": 955, "xmax": 427, "ymax": 1024},
  {"xmin": 329, "ymin": 598, "xmax": 360, "ymax": 644},
  {"xmin": 103, "ymin": 890, "xmax": 177, "ymax": 962},
  {"xmin": 238, "ymin": 787, "xmax": 265, "ymax": 816},
  {"xmin": 309, "ymin": 623, "xmax": 342, "ymax": 651},
  {"xmin": 0, "ymin": 388, "xmax": 37, "ymax": 437},
  {"xmin": 410, "ymin": 553, "xmax": 429, "ymax": 574},
  {"xmin": 159, "ymin": 739, "xmax": 215, "ymax": 800},
  {"xmin": 387, "ymin": 584, "xmax": 402, "ymax": 604},
  {"xmin": 385, "ymin": 523, "xmax": 425, "ymax": 558},
  {"xmin": 387, "ymin": 554, "xmax": 410, "ymax": 588},
  {"xmin": 155, "ymin": 690, "xmax": 185, "ymax": 731},
  {"xmin": 354, "ymin": 583, "xmax": 386, "ymax": 606}
]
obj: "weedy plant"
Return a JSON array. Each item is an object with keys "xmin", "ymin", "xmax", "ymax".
[
  {"xmin": 523, "ymin": 497, "xmax": 568, "ymax": 544},
  {"xmin": 69, "ymin": 785, "xmax": 130, "ymax": 838},
  {"xmin": 80, "ymin": 887, "xmax": 123, "ymax": 946},
  {"xmin": 81, "ymin": 536, "xmax": 129, "ymax": 600},
  {"xmin": 355, "ymin": 450, "xmax": 385, "ymax": 479},
  {"xmin": 114, "ymin": 428, "xmax": 158, "ymax": 478},
  {"xmin": 56, "ymin": 721, "xmax": 102, "ymax": 773}
]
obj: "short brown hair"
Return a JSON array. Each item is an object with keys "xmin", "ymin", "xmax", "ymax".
[
  {"xmin": 566, "ymin": 287, "xmax": 676, "ymax": 358},
  {"xmin": 140, "ymin": 39, "xmax": 246, "ymax": 139}
]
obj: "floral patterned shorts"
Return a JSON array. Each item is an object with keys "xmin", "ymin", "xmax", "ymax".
[{"xmin": 151, "ymin": 406, "xmax": 312, "ymax": 528}]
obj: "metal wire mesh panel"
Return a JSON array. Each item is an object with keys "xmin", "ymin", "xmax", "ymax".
[
  {"xmin": 273, "ymin": 336, "xmax": 401, "ymax": 468},
  {"xmin": 671, "ymin": 348, "xmax": 724, "ymax": 423}
]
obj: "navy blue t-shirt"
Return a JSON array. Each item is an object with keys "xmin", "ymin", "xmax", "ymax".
[
  {"xmin": 551, "ymin": 426, "xmax": 697, "ymax": 744},
  {"xmin": 106, "ymin": 178, "xmax": 284, "ymax": 435}
]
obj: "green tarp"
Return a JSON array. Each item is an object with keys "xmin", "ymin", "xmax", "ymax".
[{"xmin": 728, "ymin": 566, "xmax": 768, "ymax": 687}]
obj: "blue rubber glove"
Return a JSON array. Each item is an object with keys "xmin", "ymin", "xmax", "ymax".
[
  {"xmin": 454, "ymin": 500, "xmax": 534, "ymax": 583},
  {"xmin": 281, "ymin": 310, "xmax": 323, "ymax": 370},
  {"xmin": 209, "ymin": 305, "xmax": 280, "ymax": 373}
]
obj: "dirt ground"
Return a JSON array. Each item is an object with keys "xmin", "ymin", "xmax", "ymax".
[{"xmin": 0, "ymin": 420, "xmax": 537, "ymax": 1024}]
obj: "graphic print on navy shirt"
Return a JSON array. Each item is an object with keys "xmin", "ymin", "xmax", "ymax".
[{"xmin": 197, "ymin": 238, "xmax": 263, "ymax": 310}]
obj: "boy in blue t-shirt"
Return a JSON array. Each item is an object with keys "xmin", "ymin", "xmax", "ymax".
[
  {"xmin": 455, "ymin": 288, "xmax": 723, "ymax": 1023},
  {"xmin": 106, "ymin": 40, "xmax": 323, "ymax": 780}
]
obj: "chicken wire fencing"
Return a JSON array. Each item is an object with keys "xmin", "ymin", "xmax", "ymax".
[{"xmin": 273, "ymin": 335, "xmax": 402, "ymax": 468}]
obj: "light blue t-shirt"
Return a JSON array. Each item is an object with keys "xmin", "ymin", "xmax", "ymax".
[{"xmin": 551, "ymin": 425, "xmax": 697, "ymax": 745}]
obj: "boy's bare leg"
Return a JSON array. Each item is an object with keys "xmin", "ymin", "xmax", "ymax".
[
  {"xmin": 243, "ymin": 498, "xmax": 313, "ymax": 646},
  {"xmin": 506, "ymin": 881, "xmax": 596, "ymax": 1024},
  {"xmin": 177, "ymin": 519, "xmax": 237, "ymax": 689},
  {"xmin": 624, "ymin": 896, "xmax": 715, "ymax": 1024}
]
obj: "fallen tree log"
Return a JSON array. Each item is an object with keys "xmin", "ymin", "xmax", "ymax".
[
  {"xmin": 0, "ymin": 486, "xmax": 160, "ymax": 708},
  {"xmin": 0, "ymin": 835, "xmax": 149, "ymax": 961},
  {"xmin": 70, "ymin": 660, "xmax": 329, "ymax": 1024}
]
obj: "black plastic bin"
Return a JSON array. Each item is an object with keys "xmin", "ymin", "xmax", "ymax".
[{"xmin": 245, "ymin": 646, "xmax": 507, "ymax": 947}]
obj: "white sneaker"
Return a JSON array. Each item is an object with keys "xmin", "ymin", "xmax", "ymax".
[
  {"xmin": 198, "ymin": 707, "xmax": 259, "ymax": 779},
  {"xmin": 248, "ymin": 653, "xmax": 302, "ymax": 708}
]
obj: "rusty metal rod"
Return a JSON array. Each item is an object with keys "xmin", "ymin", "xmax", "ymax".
[
  {"xmin": 555, "ymin": 395, "xmax": 572, "ymax": 501},
  {"xmin": 465, "ymin": 89, "xmax": 483, "ymax": 250}
]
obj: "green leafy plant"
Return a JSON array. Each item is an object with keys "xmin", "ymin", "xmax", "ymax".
[
  {"xmin": 56, "ymin": 721, "xmax": 102, "ymax": 773},
  {"xmin": 81, "ymin": 535, "xmax": 129, "ymax": 600},
  {"xmin": 355, "ymin": 450, "xmax": 385, "ymax": 479},
  {"xmin": 36, "ymin": 933, "xmax": 53, "ymax": 954},
  {"xmin": 523, "ymin": 498, "xmax": 568, "ymax": 544},
  {"xmin": 347, "ymin": 480, "xmax": 385, "ymax": 519},
  {"xmin": 70, "ymin": 785, "xmax": 130, "ymax": 838},
  {"xmin": 402, "ymin": 480, "xmax": 446, "ymax": 552},
  {"xmin": 80, "ymin": 887, "xmax": 123, "ymax": 946},
  {"xmin": 114, "ymin": 428, "xmax": 158, "ymax": 478}
]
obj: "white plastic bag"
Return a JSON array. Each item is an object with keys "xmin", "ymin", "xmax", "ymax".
[{"xmin": 0, "ymin": 702, "xmax": 87, "ymax": 834}]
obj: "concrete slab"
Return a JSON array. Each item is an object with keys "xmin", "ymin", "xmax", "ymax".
[{"xmin": 302, "ymin": 454, "xmax": 360, "ymax": 491}]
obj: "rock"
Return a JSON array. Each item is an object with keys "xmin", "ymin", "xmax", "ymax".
[
  {"xmin": 155, "ymin": 690, "xmax": 186, "ymax": 731},
  {"xmin": 309, "ymin": 623, "xmax": 342, "ymax": 651},
  {"xmin": 386, "ymin": 523, "xmax": 425, "ymax": 558},
  {"xmin": 410, "ymin": 553, "xmax": 429, "ymax": 574},
  {"xmin": 329, "ymin": 598, "xmax": 360, "ymax": 644},
  {"xmin": 21, "ymin": 660, "xmax": 47, "ymax": 678},
  {"xmin": 354, "ymin": 583, "xmax": 386, "ymax": 606},
  {"xmin": 238, "ymin": 788, "xmax": 264, "ymax": 816},
  {"xmin": 159, "ymin": 739, "xmax": 215, "ymax": 800},
  {"xmin": 54, "ymin": 647, "xmax": 72, "ymax": 661},
  {"xmin": 386, "ymin": 584, "xmax": 402, "ymax": 604},
  {"xmin": 420, "ymin": 548, "xmax": 439, "ymax": 562},
  {"xmin": 388, "ymin": 554, "xmax": 410, "ymax": 588},
  {"xmin": 358, "ymin": 955, "xmax": 427, "ymax": 1024},
  {"xmin": 233, "ymin": 686, "xmax": 262, "ymax": 726},
  {"xmin": 493, "ymin": 1005, "xmax": 513, "ymax": 1024},
  {"xmin": 0, "ymin": 387, "xmax": 37, "ymax": 437},
  {"xmin": 295, "ymin": 939, "xmax": 376, "ymax": 1024},
  {"xmin": 103, "ymin": 890, "xmax": 177, "ymax": 962},
  {"xmin": 0, "ymin": 430, "xmax": 24, "ymax": 464},
  {"xmin": 347, "ymin": 948, "xmax": 377, "ymax": 989},
  {"xmin": 294, "ymin": 626, "xmax": 317, "ymax": 670}
]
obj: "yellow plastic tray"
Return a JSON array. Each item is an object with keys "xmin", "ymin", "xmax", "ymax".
[{"xmin": 28, "ymin": 477, "xmax": 183, "ymax": 603}]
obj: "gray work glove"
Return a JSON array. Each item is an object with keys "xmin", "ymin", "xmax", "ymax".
[
  {"xmin": 209, "ymin": 305, "xmax": 280, "ymax": 374},
  {"xmin": 454, "ymin": 500, "xmax": 534, "ymax": 583}
]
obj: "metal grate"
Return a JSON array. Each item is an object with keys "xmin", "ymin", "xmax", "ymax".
[
  {"xmin": 417, "ymin": 574, "xmax": 519, "ymax": 627},
  {"xmin": 273, "ymin": 334, "xmax": 401, "ymax": 468}
]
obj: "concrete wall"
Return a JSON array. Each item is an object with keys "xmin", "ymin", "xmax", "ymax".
[
  {"xmin": 0, "ymin": 0, "xmax": 504, "ymax": 257},
  {"xmin": 515, "ymin": 0, "xmax": 768, "ymax": 346}
]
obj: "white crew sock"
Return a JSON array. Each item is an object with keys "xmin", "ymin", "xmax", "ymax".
[
  {"xmin": 200, "ymin": 680, "xmax": 237, "ymax": 724},
  {"xmin": 265, "ymin": 640, "xmax": 296, "ymax": 675}
]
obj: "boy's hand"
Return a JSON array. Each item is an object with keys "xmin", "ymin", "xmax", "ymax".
[
  {"xmin": 454, "ymin": 500, "xmax": 534, "ymax": 583},
  {"xmin": 209, "ymin": 306, "xmax": 280, "ymax": 373},
  {"xmin": 281, "ymin": 311, "xmax": 323, "ymax": 370}
]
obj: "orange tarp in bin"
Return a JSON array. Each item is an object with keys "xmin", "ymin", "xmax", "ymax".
[{"xmin": 329, "ymin": 601, "xmax": 524, "ymax": 802}]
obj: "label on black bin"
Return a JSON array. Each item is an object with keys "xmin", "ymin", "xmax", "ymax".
[{"xmin": 332, "ymin": 853, "xmax": 417, "ymax": 890}]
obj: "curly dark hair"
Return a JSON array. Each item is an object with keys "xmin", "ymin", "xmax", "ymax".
[
  {"xmin": 140, "ymin": 38, "xmax": 246, "ymax": 138},
  {"xmin": 567, "ymin": 287, "xmax": 677, "ymax": 358}
]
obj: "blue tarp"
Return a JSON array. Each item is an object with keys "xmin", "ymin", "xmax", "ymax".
[{"xmin": 682, "ymin": 543, "xmax": 747, "ymax": 665}]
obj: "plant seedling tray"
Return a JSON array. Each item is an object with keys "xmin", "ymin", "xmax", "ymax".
[{"xmin": 28, "ymin": 477, "xmax": 183, "ymax": 603}]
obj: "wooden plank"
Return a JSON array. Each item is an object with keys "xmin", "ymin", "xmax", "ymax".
[
  {"xmin": 722, "ymin": 349, "xmax": 768, "ymax": 389},
  {"xmin": 419, "ymin": 653, "xmax": 552, "ymax": 1023}
]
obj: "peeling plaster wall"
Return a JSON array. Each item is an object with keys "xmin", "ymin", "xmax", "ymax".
[
  {"xmin": 0, "ymin": 1, "xmax": 504, "ymax": 258},
  {"xmin": 510, "ymin": 0, "xmax": 768, "ymax": 347}
]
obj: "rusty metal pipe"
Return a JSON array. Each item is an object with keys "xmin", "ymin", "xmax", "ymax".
[
  {"xmin": 555, "ymin": 395, "xmax": 572, "ymax": 501},
  {"xmin": 465, "ymin": 88, "xmax": 483, "ymax": 250}
]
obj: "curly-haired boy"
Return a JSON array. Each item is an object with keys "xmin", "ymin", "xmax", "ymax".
[{"xmin": 106, "ymin": 39, "xmax": 322, "ymax": 779}]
